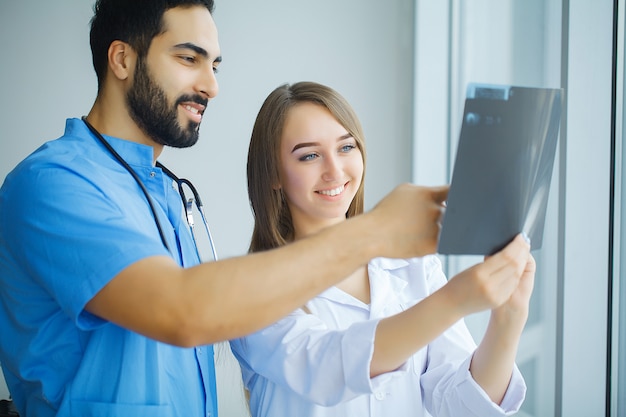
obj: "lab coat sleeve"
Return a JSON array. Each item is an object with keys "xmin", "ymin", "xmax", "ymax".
[
  {"xmin": 420, "ymin": 261, "xmax": 527, "ymax": 416},
  {"xmin": 230, "ymin": 311, "xmax": 407, "ymax": 406}
]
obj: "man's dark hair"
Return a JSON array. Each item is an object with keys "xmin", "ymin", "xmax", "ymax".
[{"xmin": 89, "ymin": 0, "xmax": 215, "ymax": 91}]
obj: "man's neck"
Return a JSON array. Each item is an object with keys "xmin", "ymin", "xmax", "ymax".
[{"xmin": 85, "ymin": 101, "xmax": 164, "ymax": 162}]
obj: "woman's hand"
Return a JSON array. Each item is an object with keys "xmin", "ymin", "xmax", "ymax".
[
  {"xmin": 465, "ymin": 236, "xmax": 535, "ymax": 404},
  {"xmin": 490, "ymin": 253, "xmax": 536, "ymax": 332},
  {"xmin": 443, "ymin": 234, "xmax": 531, "ymax": 317}
]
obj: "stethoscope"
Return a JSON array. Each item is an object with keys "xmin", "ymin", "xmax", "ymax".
[{"xmin": 82, "ymin": 116, "xmax": 219, "ymax": 262}]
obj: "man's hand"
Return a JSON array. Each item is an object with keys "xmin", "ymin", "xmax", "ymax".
[{"xmin": 368, "ymin": 183, "xmax": 448, "ymax": 259}]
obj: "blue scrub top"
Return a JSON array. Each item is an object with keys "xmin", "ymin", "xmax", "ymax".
[{"xmin": 0, "ymin": 118, "xmax": 218, "ymax": 417}]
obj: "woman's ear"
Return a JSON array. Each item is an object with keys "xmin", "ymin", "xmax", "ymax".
[
  {"xmin": 271, "ymin": 177, "xmax": 282, "ymax": 191},
  {"xmin": 107, "ymin": 40, "xmax": 136, "ymax": 81}
]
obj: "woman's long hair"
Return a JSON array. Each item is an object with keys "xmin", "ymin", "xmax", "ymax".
[{"xmin": 246, "ymin": 81, "xmax": 367, "ymax": 253}]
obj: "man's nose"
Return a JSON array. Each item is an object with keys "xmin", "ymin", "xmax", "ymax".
[{"xmin": 196, "ymin": 66, "xmax": 219, "ymax": 100}]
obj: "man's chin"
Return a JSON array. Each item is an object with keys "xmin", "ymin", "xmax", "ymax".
[
  {"xmin": 158, "ymin": 121, "xmax": 200, "ymax": 148},
  {"xmin": 166, "ymin": 132, "xmax": 200, "ymax": 149},
  {"xmin": 175, "ymin": 138, "xmax": 199, "ymax": 149}
]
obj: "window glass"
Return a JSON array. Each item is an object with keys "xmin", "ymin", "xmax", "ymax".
[{"xmin": 444, "ymin": 2, "xmax": 561, "ymax": 416}]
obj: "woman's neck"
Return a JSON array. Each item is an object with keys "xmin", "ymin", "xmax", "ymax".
[{"xmin": 335, "ymin": 266, "xmax": 371, "ymax": 304}]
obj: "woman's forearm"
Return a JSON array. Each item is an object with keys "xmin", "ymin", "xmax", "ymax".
[
  {"xmin": 469, "ymin": 314, "xmax": 524, "ymax": 404},
  {"xmin": 370, "ymin": 287, "xmax": 463, "ymax": 377}
]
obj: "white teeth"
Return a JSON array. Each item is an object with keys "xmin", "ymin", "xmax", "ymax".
[
  {"xmin": 318, "ymin": 185, "xmax": 344, "ymax": 196},
  {"xmin": 185, "ymin": 105, "xmax": 199, "ymax": 114}
]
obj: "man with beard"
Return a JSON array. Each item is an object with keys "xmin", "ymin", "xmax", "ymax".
[{"xmin": 0, "ymin": 1, "xmax": 449, "ymax": 416}]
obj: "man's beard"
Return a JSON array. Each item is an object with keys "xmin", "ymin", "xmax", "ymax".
[{"xmin": 127, "ymin": 57, "xmax": 208, "ymax": 148}]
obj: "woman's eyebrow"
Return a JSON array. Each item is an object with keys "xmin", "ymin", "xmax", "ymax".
[
  {"xmin": 291, "ymin": 134, "xmax": 353, "ymax": 153},
  {"xmin": 338, "ymin": 133, "xmax": 353, "ymax": 140},
  {"xmin": 291, "ymin": 142, "xmax": 319, "ymax": 153}
]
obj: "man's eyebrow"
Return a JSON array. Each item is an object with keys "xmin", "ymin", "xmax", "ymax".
[{"xmin": 173, "ymin": 42, "xmax": 222, "ymax": 62}]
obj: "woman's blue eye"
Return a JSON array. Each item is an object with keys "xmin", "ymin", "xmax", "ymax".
[
  {"xmin": 299, "ymin": 153, "xmax": 318, "ymax": 162},
  {"xmin": 340, "ymin": 144, "xmax": 357, "ymax": 153}
]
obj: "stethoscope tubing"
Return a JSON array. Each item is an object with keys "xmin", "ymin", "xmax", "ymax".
[
  {"xmin": 157, "ymin": 163, "xmax": 219, "ymax": 262},
  {"xmin": 81, "ymin": 116, "xmax": 218, "ymax": 262}
]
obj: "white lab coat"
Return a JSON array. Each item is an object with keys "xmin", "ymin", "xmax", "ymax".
[{"xmin": 230, "ymin": 255, "xmax": 526, "ymax": 417}]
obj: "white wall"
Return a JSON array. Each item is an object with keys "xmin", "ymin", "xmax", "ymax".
[{"xmin": 0, "ymin": 1, "xmax": 415, "ymax": 415}]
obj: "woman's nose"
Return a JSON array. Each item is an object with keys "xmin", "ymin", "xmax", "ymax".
[{"xmin": 322, "ymin": 155, "xmax": 342, "ymax": 181}]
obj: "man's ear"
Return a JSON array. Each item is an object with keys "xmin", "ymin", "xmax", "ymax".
[{"xmin": 107, "ymin": 40, "xmax": 136, "ymax": 81}]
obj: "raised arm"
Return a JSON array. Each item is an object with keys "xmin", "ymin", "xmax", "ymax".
[
  {"xmin": 469, "ymin": 253, "xmax": 535, "ymax": 404},
  {"xmin": 370, "ymin": 233, "xmax": 531, "ymax": 379},
  {"xmin": 85, "ymin": 183, "xmax": 448, "ymax": 346}
]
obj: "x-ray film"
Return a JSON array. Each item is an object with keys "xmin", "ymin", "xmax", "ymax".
[{"xmin": 437, "ymin": 83, "xmax": 563, "ymax": 255}]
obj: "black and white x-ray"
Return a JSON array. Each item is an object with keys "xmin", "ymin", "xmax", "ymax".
[{"xmin": 437, "ymin": 83, "xmax": 563, "ymax": 255}]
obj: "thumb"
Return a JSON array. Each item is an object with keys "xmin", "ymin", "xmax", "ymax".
[{"xmin": 430, "ymin": 185, "xmax": 449, "ymax": 204}]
